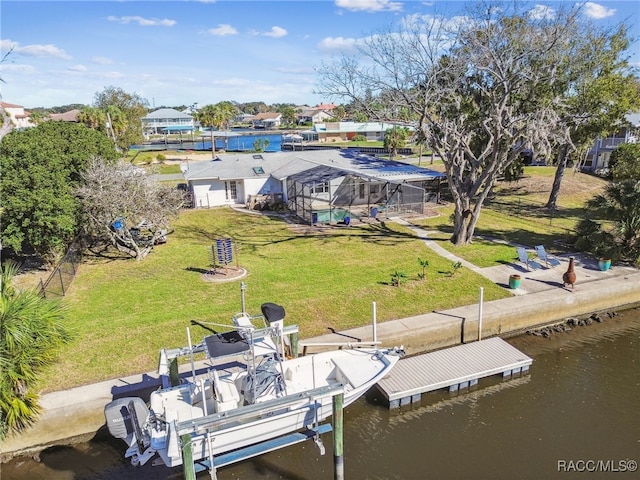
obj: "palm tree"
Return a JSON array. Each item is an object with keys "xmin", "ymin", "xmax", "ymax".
[
  {"xmin": 195, "ymin": 102, "xmax": 237, "ymax": 158},
  {"xmin": 384, "ymin": 126, "xmax": 409, "ymax": 159},
  {"xmin": 77, "ymin": 106, "xmax": 107, "ymax": 130},
  {"xmin": 575, "ymin": 179, "xmax": 640, "ymax": 264},
  {"xmin": 0, "ymin": 261, "xmax": 71, "ymax": 440}
]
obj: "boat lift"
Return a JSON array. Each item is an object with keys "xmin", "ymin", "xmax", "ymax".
[{"xmin": 178, "ymin": 384, "xmax": 346, "ymax": 480}]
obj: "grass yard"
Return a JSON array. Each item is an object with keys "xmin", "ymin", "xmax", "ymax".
[
  {"xmin": 40, "ymin": 208, "xmax": 507, "ymax": 392},
  {"xmin": 36, "ymin": 167, "xmax": 607, "ymax": 392},
  {"xmin": 415, "ymin": 167, "xmax": 608, "ymax": 267}
]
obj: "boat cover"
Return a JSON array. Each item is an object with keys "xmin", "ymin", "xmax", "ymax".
[{"xmin": 203, "ymin": 331, "xmax": 250, "ymax": 359}]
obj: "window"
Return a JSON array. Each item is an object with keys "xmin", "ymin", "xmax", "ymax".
[
  {"xmin": 225, "ymin": 181, "xmax": 237, "ymax": 201},
  {"xmin": 311, "ymin": 182, "xmax": 329, "ymax": 194}
]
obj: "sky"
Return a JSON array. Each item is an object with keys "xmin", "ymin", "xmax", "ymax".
[{"xmin": 1, "ymin": 0, "xmax": 639, "ymax": 110}]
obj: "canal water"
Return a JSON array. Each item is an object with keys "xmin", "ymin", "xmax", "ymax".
[{"xmin": 3, "ymin": 307, "xmax": 638, "ymax": 480}]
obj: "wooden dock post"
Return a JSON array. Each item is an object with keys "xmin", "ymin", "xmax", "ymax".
[
  {"xmin": 333, "ymin": 392, "xmax": 344, "ymax": 480},
  {"xmin": 181, "ymin": 434, "xmax": 196, "ymax": 480}
]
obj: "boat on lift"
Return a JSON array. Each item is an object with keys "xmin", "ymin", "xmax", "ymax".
[{"xmin": 104, "ymin": 302, "xmax": 403, "ymax": 469}]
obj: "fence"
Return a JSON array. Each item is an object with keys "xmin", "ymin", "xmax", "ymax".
[{"xmin": 39, "ymin": 237, "xmax": 86, "ymax": 298}]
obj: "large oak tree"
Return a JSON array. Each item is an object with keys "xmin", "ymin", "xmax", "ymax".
[
  {"xmin": 317, "ymin": 2, "xmax": 635, "ymax": 246},
  {"xmin": 0, "ymin": 122, "xmax": 119, "ymax": 262}
]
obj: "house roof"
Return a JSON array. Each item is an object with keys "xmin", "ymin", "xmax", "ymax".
[
  {"xmin": 183, "ymin": 149, "xmax": 445, "ymax": 184},
  {"xmin": 143, "ymin": 108, "xmax": 193, "ymax": 120},
  {"xmin": 49, "ymin": 109, "xmax": 80, "ymax": 122},
  {"xmin": 250, "ymin": 112, "xmax": 282, "ymax": 121},
  {"xmin": 1, "ymin": 101, "xmax": 25, "ymax": 109}
]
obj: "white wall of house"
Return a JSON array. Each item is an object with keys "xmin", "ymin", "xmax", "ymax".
[{"xmin": 190, "ymin": 177, "xmax": 283, "ymax": 208}]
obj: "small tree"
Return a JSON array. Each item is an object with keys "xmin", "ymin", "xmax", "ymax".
[
  {"xmin": 418, "ymin": 258, "xmax": 429, "ymax": 281},
  {"xmin": 76, "ymin": 159, "xmax": 185, "ymax": 261},
  {"xmin": 390, "ymin": 270, "xmax": 407, "ymax": 287}
]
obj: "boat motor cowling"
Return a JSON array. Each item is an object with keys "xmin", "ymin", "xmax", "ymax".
[{"xmin": 104, "ymin": 397, "xmax": 150, "ymax": 441}]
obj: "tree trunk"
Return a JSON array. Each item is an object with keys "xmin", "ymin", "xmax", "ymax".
[
  {"xmin": 546, "ymin": 144, "xmax": 569, "ymax": 210},
  {"xmin": 450, "ymin": 196, "xmax": 482, "ymax": 246}
]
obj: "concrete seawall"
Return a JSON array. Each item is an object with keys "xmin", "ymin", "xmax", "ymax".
[{"xmin": 1, "ymin": 268, "xmax": 638, "ymax": 462}]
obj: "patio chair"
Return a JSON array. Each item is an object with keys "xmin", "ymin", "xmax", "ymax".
[
  {"xmin": 534, "ymin": 245, "xmax": 561, "ymax": 268},
  {"xmin": 516, "ymin": 247, "xmax": 543, "ymax": 271}
]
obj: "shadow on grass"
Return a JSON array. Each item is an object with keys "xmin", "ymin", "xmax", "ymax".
[{"xmin": 178, "ymin": 218, "xmax": 420, "ymax": 257}]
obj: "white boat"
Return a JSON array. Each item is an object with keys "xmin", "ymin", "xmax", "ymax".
[{"xmin": 104, "ymin": 302, "xmax": 403, "ymax": 469}]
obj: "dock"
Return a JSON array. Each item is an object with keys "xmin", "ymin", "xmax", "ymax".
[{"xmin": 376, "ymin": 337, "xmax": 533, "ymax": 408}]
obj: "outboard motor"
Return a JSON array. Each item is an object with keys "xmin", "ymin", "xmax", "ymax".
[{"xmin": 104, "ymin": 397, "xmax": 150, "ymax": 443}]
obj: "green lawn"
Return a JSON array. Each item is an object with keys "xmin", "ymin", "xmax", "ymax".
[
  {"xmin": 42, "ymin": 208, "xmax": 507, "ymax": 391},
  {"xmin": 38, "ymin": 167, "xmax": 607, "ymax": 392}
]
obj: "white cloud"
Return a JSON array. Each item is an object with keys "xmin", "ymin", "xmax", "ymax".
[
  {"xmin": 208, "ymin": 24, "xmax": 238, "ymax": 36},
  {"xmin": 528, "ymin": 4, "xmax": 556, "ymax": 20},
  {"xmin": 263, "ymin": 26, "xmax": 287, "ymax": 38},
  {"xmin": 335, "ymin": 0, "xmax": 403, "ymax": 12},
  {"xmin": 1, "ymin": 39, "xmax": 71, "ymax": 59},
  {"xmin": 92, "ymin": 56, "xmax": 115, "ymax": 65},
  {"xmin": 579, "ymin": 2, "xmax": 616, "ymax": 19},
  {"xmin": 0, "ymin": 63, "xmax": 38, "ymax": 75},
  {"xmin": 107, "ymin": 16, "xmax": 176, "ymax": 27},
  {"xmin": 68, "ymin": 64, "xmax": 87, "ymax": 72},
  {"xmin": 317, "ymin": 36, "xmax": 359, "ymax": 53}
]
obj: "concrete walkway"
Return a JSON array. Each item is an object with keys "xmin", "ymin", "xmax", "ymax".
[
  {"xmin": 396, "ymin": 218, "xmax": 633, "ymax": 295},
  {"xmin": 2, "ymin": 229, "xmax": 639, "ymax": 461}
]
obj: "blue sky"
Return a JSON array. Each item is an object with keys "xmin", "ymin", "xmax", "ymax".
[{"xmin": 1, "ymin": 0, "xmax": 638, "ymax": 109}]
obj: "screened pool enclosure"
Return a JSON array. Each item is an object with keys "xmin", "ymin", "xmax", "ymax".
[{"xmin": 286, "ymin": 164, "xmax": 442, "ymax": 225}]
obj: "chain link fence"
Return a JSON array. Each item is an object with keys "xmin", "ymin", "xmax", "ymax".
[{"xmin": 39, "ymin": 237, "xmax": 86, "ymax": 298}]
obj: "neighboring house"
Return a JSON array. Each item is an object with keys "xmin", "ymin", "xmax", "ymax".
[
  {"xmin": 234, "ymin": 113, "xmax": 254, "ymax": 124},
  {"xmin": 141, "ymin": 108, "xmax": 195, "ymax": 134},
  {"xmin": 250, "ymin": 112, "xmax": 282, "ymax": 129},
  {"xmin": 48, "ymin": 109, "xmax": 80, "ymax": 122},
  {"xmin": 296, "ymin": 108, "xmax": 333, "ymax": 125},
  {"xmin": 312, "ymin": 122, "xmax": 415, "ymax": 143},
  {"xmin": 314, "ymin": 103, "xmax": 336, "ymax": 111},
  {"xmin": 1, "ymin": 101, "xmax": 34, "ymax": 129},
  {"xmin": 182, "ymin": 149, "xmax": 445, "ymax": 223},
  {"xmin": 582, "ymin": 112, "xmax": 640, "ymax": 174}
]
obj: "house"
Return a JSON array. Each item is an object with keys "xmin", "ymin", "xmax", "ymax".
[
  {"xmin": 582, "ymin": 112, "xmax": 640, "ymax": 174},
  {"xmin": 181, "ymin": 149, "xmax": 445, "ymax": 223},
  {"xmin": 312, "ymin": 122, "xmax": 415, "ymax": 143},
  {"xmin": 296, "ymin": 108, "xmax": 333, "ymax": 125},
  {"xmin": 141, "ymin": 108, "xmax": 195, "ymax": 135},
  {"xmin": 1, "ymin": 101, "xmax": 34, "ymax": 129},
  {"xmin": 250, "ymin": 112, "xmax": 282, "ymax": 129},
  {"xmin": 48, "ymin": 109, "xmax": 80, "ymax": 122}
]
